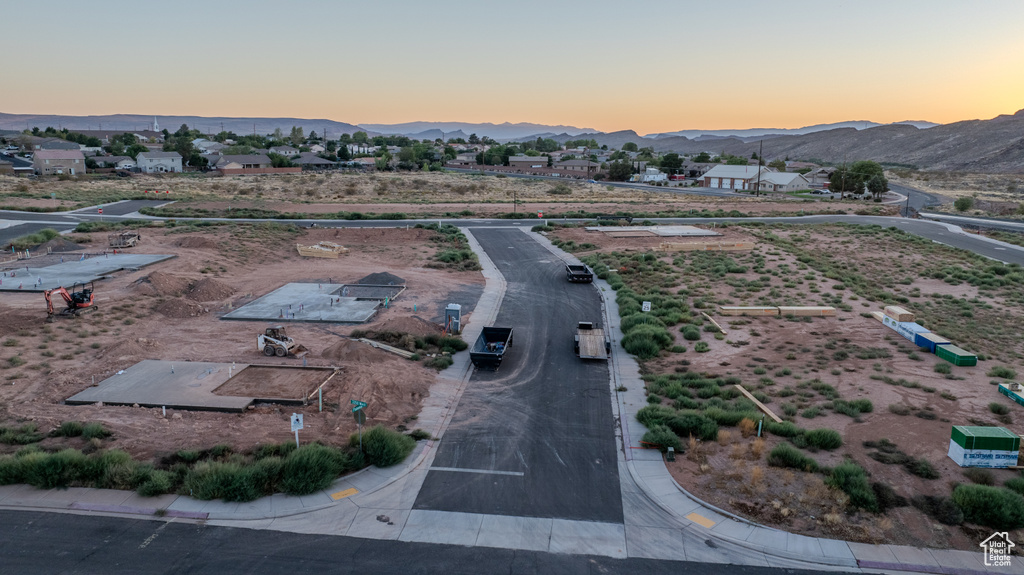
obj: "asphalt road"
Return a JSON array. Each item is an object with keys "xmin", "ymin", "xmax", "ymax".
[
  {"xmin": 413, "ymin": 227, "xmax": 623, "ymax": 522},
  {"xmin": 0, "ymin": 510, "xmax": 853, "ymax": 575},
  {"xmin": 71, "ymin": 199, "xmax": 173, "ymax": 216}
]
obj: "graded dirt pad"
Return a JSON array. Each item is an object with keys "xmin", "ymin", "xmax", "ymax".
[
  {"xmin": 0, "ymin": 223, "xmax": 481, "ymax": 459},
  {"xmin": 212, "ymin": 366, "xmax": 334, "ymax": 400},
  {"xmin": 38, "ymin": 237, "xmax": 83, "ymax": 252}
]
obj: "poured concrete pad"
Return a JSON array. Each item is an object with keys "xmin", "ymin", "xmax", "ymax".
[
  {"xmin": 0, "ymin": 253, "xmax": 176, "ymax": 292},
  {"xmin": 66, "ymin": 360, "xmax": 254, "ymax": 412},
  {"xmin": 585, "ymin": 225, "xmax": 721, "ymax": 237},
  {"xmin": 221, "ymin": 283, "xmax": 382, "ymax": 323}
]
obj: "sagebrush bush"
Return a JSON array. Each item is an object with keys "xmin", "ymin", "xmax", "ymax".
[
  {"xmin": 642, "ymin": 425, "xmax": 681, "ymax": 453},
  {"xmin": 767, "ymin": 443, "xmax": 818, "ymax": 472},
  {"xmin": 765, "ymin": 421, "xmax": 803, "ymax": 438},
  {"xmin": 905, "ymin": 458, "xmax": 940, "ymax": 480},
  {"xmin": 622, "ymin": 324, "xmax": 673, "ymax": 359},
  {"xmin": 81, "ymin": 422, "xmax": 111, "ymax": 440},
  {"xmin": 1005, "ymin": 476, "xmax": 1024, "ymax": 496},
  {"xmin": 804, "ymin": 429, "xmax": 843, "ymax": 450},
  {"xmin": 912, "ymin": 495, "xmax": 963, "ymax": 525},
  {"xmin": 281, "ymin": 443, "xmax": 351, "ymax": 495},
  {"xmin": 681, "ymin": 325, "xmax": 701, "ymax": 341},
  {"xmin": 827, "ymin": 461, "xmax": 878, "ymax": 512},
  {"xmin": 53, "ymin": 421, "xmax": 84, "ymax": 438},
  {"xmin": 358, "ymin": 426, "xmax": 416, "ymax": 468},
  {"xmin": 667, "ymin": 413, "xmax": 718, "ymax": 441},
  {"xmin": 987, "ymin": 366, "xmax": 1017, "ymax": 379},
  {"xmin": 0, "ymin": 423, "xmax": 44, "ymax": 445},
  {"xmin": 137, "ymin": 470, "xmax": 174, "ymax": 497},
  {"xmin": 621, "ymin": 313, "xmax": 666, "ymax": 333},
  {"xmin": 952, "ymin": 484, "xmax": 1024, "ymax": 529}
]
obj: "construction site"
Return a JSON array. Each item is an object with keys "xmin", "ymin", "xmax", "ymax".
[{"xmin": 0, "ymin": 224, "xmax": 483, "ymax": 458}]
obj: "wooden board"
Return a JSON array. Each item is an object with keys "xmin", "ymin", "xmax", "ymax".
[
  {"xmin": 884, "ymin": 305, "xmax": 915, "ymax": 322},
  {"xmin": 719, "ymin": 306, "xmax": 778, "ymax": 316},
  {"xmin": 577, "ymin": 330, "xmax": 608, "ymax": 359},
  {"xmin": 777, "ymin": 306, "xmax": 835, "ymax": 317},
  {"xmin": 733, "ymin": 384, "xmax": 783, "ymax": 423}
]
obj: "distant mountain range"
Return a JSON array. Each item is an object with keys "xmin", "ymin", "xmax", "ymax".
[
  {"xmin": 359, "ymin": 121, "xmax": 596, "ymax": 140},
  {"xmin": 645, "ymin": 120, "xmax": 938, "ymax": 141},
  {"xmin": 1, "ymin": 111, "xmax": 1021, "ymax": 172},
  {"xmin": 0, "ymin": 113, "xmax": 363, "ymax": 140}
]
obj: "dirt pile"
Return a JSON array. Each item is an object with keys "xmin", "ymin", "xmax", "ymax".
[
  {"xmin": 95, "ymin": 337, "xmax": 163, "ymax": 363},
  {"xmin": 38, "ymin": 237, "xmax": 82, "ymax": 252},
  {"xmin": 173, "ymin": 237, "xmax": 218, "ymax": 249},
  {"xmin": 186, "ymin": 278, "xmax": 235, "ymax": 302},
  {"xmin": 154, "ymin": 298, "xmax": 208, "ymax": 318},
  {"xmin": 320, "ymin": 338, "xmax": 394, "ymax": 364},
  {"xmin": 363, "ymin": 315, "xmax": 443, "ymax": 338},
  {"xmin": 132, "ymin": 272, "xmax": 191, "ymax": 297},
  {"xmin": 357, "ymin": 272, "xmax": 405, "ymax": 285}
]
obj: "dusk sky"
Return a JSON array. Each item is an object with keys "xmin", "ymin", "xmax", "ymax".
[{"xmin": 4, "ymin": 0, "xmax": 1023, "ymax": 135}]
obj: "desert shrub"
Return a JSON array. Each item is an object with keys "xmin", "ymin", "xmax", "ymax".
[
  {"xmin": 872, "ymin": 482, "xmax": 909, "ymax": 512},
  {"xmin": 408, "ymin": 429, "xmax": 432, "ymax": 441},
  {"xmin": 137, "ymin": 470, "xmax": 175, "ymax": 497},
  {"xmin": 804, "ymin": 428, "xmax": 843, "ymax": 450},
  {"xmin": 280, "ymin": 443, "xmax": 351, "ymax": 496},
  {"xmin": 989, "ymin": 403, "xmax": 1010, "ymax": 416},
  {"xmin": 933, "ymin": 363, "xmax": 951, "ymax": 375},
  {"xmin": 621, "ymin": 313, "xmax": 665, "ymax": 333},
  {"xmin": 963, "ymin": 467, "xmax": 996, "ymax": 486},
  {"xmin": 636, "ymin": 405, "xmax": 676, "ymax": 428},
  {"xmin": 888, "ymin": 404, "xmax": 911, "ymax": 416},
  {"xmin": 905, "ymin": 458, "xmax": 941, "ymax": 480},
  {"xmin": 911, "ymin": 495, "xmax": 964, "ymax": 525},
  {"xmin": 622, "ymin": 324, "xmax": 673, "ymax": 359},
  {"xmin": 425, "ymin": 356, "xmax": 454, "ymax": 370},
  {"xmin": 647, "ymin": 394, "xmax": 662, "ymax": 404},
  {"xmin": 952, "ymin": 484, "xmax": 1024, "ymax": 529},
  {"xmin": 81, "ymin": 422, "xmax": 111, "ymax": 440},
  {"xmin": 954, "ymin": 196, "xmax": 974, "ymax": 212},
  {"xmin": 1005, "ymin": 477, "xmax": 1024, "ymax": 496},
  {"xmin": 0, "ymin": 423, "xmax": 44, "ymax": 445},
  {"xmin": 181, "ymin": 461, "xmax": 245, "ymax": 500},
  {"xmin": 667, "ymin": 413, "xmax": 719, "ymax": 441},
  {"xmin": 987, "ymin": 366, "xmax": 1017, "ymax": 379},
  {"xmin": 681, "ymin": 325, "xmax": 701, "ymax": 341},
  {"xmin": 359, "ymin": 425, "xmax": 415, "ymax": 467},
  {"xmin": 53, "ymin": 421, "xmax": 85, "ymax": 438},
  {"xmin": 0, "ymin": 455, "xmax": 25, "ymax": 484},
  {"xmin": 176, "ymin": 449, "xmax": 201, "ymax": 463},
  {"xmin": 22, "ymin": 449, "xmax": 88, "ymax": 489},
  {"xmin": 642, "ymin": 425, "xmax": 681, "ymax": 453},
  {"xmin": 767, "ymin": 443, "xmax": 818, "ymax": 472},
  {"xmin": 765, "ymin": 421, "xmax": 803, "ymax": 438},
  {"xmin": 694, "ymin": 341, "xmax": 710, "ymax": 353},
  {"xmin": 827, "ymin": 461, "xmax": 878, "ymax": 512}
]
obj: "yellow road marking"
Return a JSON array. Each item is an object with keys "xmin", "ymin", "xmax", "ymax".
[
  {"xmin": 686, "ymin": 512, "xmax": 716, "ymax": 528},
  {"xmin": 330, "ymin": 488, "xmax": 359, "ymax": 500}
]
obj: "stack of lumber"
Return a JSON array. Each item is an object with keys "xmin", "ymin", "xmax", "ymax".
[
  {"xmin": 870, "ymin": 311, "xmax": 886, "ymax": 322},
  {"xmin": 660, "ymin": 242, "xmax": 754, "ymax": 252},
  {"xmin": 296, "ymin": 241, "xmax": 348, "ymax": 258},
  {"xmin": 884, "ymin": 305, "xmax": 915, "ymax": 322},
  {"xmin": 778, "ymin": 306, "xmax": 836, "ymax": 317},
  {"xmin": 718, "ymin": 306, "xmax": 778, "ymax": 316}
]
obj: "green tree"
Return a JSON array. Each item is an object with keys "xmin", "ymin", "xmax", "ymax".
[
  {"xmin": 607, "ymin": 160, "xmax": 632, "ymax": 181},
  {"xmin": 768, "ymin": 159, "xmax": 786, "ymax": 171},
  {"xmin": 660, "ymin": 153, "xmax": 683, "ymax": 172},
  {"xmin": 622, "ymin": 142, "xmax": 638, "ymax": 152},
  {"xmin": 336, "ymin": 144, "xmax": 351, "ymax": 161},
  {"xmin": 725, "ymin": 156, "xmax": 748, "ymax": 166},
  {"xmin": 289, "ymin": 126, "xmax": 304, "ymax": 146},
  {"xmin": 468, "ymin": 133, "xmax": 480, "ymax": 145},
  {"xmin": 693, "ymin": 152, "xmax": 711, "ymax": 163},
  {"xmin": 954, "ymin": 196, "xmax": 974, "ymax": 212},
  {"xmin": 867, "ymin": 174, "xmax": 889, "ymax": 200},
  {"xmin": 352, "ymin": 131, "xmax": 368, "ymax": 145}
]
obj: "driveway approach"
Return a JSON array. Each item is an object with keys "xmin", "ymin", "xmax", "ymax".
[{"xmin": 414, "ymin": 227, "xmax": 623, "ymax": 523}]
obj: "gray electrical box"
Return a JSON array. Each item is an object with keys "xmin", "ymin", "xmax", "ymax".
[{"xmin": 445, "ymin": 303, "xmax": 462, "ymax": 334}]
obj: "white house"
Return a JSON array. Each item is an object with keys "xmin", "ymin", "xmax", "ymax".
[
  {"xmin": 269, "ymin": 145, "xmax": 299, "ymax": 157},
  {"xmin": 758, "ymin": 172, "xmax": 811, "ymax": 193},
  {"xmin": 136, "ymin": 151, "xmax": 183, "ymax": 173},
  {"xmin": 308, "ymin": 144, "xmax": 326, "ymax": 154},
  {"xmin": 701, "ymin": 165, "xmax": 771, "ymax": 190}
]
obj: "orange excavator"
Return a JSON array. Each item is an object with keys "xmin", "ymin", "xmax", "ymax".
[{"xmin": 44, "ymin": 282, "xmax": 97, "ymax": 320}]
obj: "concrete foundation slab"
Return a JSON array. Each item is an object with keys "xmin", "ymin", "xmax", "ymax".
[
  {"xmin": 0, "ymin": 253, "xmax": 175, "ymax": 292},
  {"xmin": 585, "ymin": 225, "xmax": 721, "ymax": 237},
  {"xmin": 221, "ymin": 282, "xmax": 387, "ymax": 323},
  {"xmin": 66, "ymin": 360, "xmax": 254, "ymax": 412}
]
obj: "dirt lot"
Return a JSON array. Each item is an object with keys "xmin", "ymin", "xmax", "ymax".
[
  {"xmin": 0, "ymin": 224, "xmax": 482, "ymax": 459},
  {"xmin": 0, "ymin": 171, "xmax": 894, "ymax": 218},
  {"xmin": 212, "ymin": 366, "xmax": 334, "ymax": 400},
  {"xmin": 550, "ymin": 222, "xmax": 1024, "ymax": 550}
]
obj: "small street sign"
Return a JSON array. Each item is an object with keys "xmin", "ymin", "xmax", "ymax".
[
  {"xmin": 353, "ymin": 409, "xmax": 366, "ymax": 425},
  {"xmin": 290, "ymin": 413, "xmax": 304, "ymax": 432},
  {"xmin": 351, "ymin": 399, "xmax": 368, "ymax": 412},
  {"xmin": 642, "ymin": 301, "xmax": 652, "ymax": 312}
]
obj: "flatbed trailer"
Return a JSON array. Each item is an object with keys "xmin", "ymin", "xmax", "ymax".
[{"xmin": 574, "ymin": 322, "xmax": 610, "ymax": 360}]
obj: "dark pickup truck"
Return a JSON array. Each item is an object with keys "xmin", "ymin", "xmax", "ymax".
[
  {"xmin": 565, "ymin": 263, "xmax": 594, "ymax": 283},
  {"xmin": 470, "ymin": 327, "xmax": 514, "ymax": 369}
]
